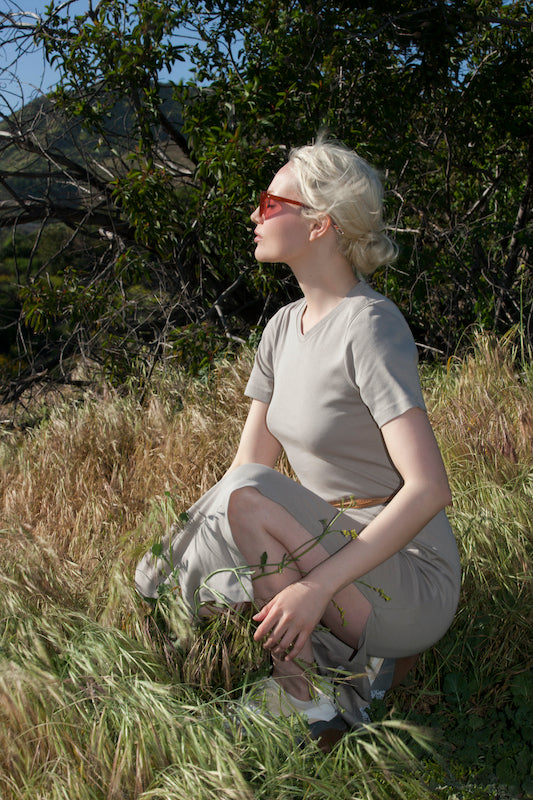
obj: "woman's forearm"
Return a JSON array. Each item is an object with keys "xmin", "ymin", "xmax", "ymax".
[
  {"xmin": 300, "ymin": 478, "xmax": 451, "ymax": 600},
  {"xmin": 299, "ymin": 407, "xmax": 453, "ymax": 601}
]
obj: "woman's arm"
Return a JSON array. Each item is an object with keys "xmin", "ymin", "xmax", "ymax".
[
  {"xmin": 253, "ymin": 406, "xmax": 452, "ymax": 655},
  {"xmin": 227, "ymin": 398, "xmax": 282, "ymax": 473},
  {"xmin": 301, "ymin": 406, "xmax": 451, "ymax": 593}
]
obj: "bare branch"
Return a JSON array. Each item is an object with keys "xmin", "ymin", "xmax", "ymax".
[{"xmin": 495, "ymin": 136, "xmax": 533, "ymax": 325}]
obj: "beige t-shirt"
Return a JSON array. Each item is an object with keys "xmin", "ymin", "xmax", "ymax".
[{"xmin": 245, "ymin": 282, "xmax": 426, "ymax": 502}]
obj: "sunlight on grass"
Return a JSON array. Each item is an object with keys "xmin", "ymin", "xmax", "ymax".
[{"xmin": 0, "ymin": 334, "xmax": 531, "ymax": 798}]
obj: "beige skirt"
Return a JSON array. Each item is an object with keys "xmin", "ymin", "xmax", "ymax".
[{"xmin": 135, "ymin": 463, "xmax": 461, "ymax": 726}]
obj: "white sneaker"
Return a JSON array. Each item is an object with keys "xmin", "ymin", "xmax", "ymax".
[{"xmin": 244, "ymin": 676, "xmax": 337, "ymax": 724}]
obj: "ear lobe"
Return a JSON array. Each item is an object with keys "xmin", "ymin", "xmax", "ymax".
[{"xmin": 309, "ymin": 215, "xmax": 333, "ymax": 241}]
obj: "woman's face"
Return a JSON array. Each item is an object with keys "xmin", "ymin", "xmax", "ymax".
[{"xmin": 251, "ymin": 163, "xmax": 313, "ymax": 266}]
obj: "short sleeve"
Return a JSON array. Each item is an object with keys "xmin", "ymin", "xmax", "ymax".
[
  {"xmin": 344, "ymin": 301, "xmax": 426, "ymax": 428},
  {"xmin": 244, "ymin": 317, "xmax": 277, "ymax": 403}
]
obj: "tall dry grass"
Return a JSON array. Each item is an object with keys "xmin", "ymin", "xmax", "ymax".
[
  {"xmin": 0, "ymin": 333, "xmax": 531, "ymax": 798},
  {"xmin": 0, "ymin": 355, "xmax": 252, "ymax": 616},
  {"xmin": 413, "ymin": 331, "xmax": 532, "ymax": 709}
]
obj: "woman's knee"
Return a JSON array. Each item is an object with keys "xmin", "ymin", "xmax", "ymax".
[{"xmin": 227, "ymin": 485, "xmax": 263, "ymax": 533}]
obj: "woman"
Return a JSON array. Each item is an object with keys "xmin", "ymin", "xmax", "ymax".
[{"xmin": 135, "ymin": 139, "xmax": 461, "ymax": 733}]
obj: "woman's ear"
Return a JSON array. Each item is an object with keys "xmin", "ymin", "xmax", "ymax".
[{"xmin": 309, "ymin": 214, "xmax": 333, "ymax": 241}]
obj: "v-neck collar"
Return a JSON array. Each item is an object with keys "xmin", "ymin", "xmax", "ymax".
[{"xmin": 296, "ymin": 283, "xmax": 362, "ymax": 341}]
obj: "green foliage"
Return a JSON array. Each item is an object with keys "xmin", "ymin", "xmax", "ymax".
[
  {"xmin": 373, "ymin": 667, "xmax": 533, "ymax": 796},
  {"xmin": 175, "ymin": 0, "xmax": 533, "ymax": 354},
  {"xmin": 111, "ymin": 163, "xmax": 184, "ymax": 256},
  {"xmin": 1, "ymin": 0, "xmax": 532, "ymax": 400},
  {"xmin": 42, "ymin": 0, "xmax": 187, "ymax": 154}
]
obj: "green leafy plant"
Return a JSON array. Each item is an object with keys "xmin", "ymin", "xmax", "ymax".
[{"xmin": 1, "ymin": 1, "xmax": 532, "ymax": 405}]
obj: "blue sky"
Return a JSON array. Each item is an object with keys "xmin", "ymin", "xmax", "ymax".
[{"xmin": 0, "ymin": 1, "xmax": 197, "ymax": 115}]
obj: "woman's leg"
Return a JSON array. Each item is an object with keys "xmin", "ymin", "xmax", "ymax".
[{"xmin": 227, "ymin": 486, "xmax": 373, "ymax": 700}]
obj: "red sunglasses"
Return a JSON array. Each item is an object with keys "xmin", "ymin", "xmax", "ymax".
[{"xmin": 258, "ymin": 190, "xmax": 307, "ymax": 219}]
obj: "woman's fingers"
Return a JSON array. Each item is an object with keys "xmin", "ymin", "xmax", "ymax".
[
  {"xmin": 252, "ymin": 605, "xmax": 268, "ymax": 622},
  {"xmin": 261, "ymin": 619, "xmax": 288, "ymax": 649},
  {"xmin": 271, "ymin": 629, "xmax": 296, "ymax": 656},
  {"xmin": 279, "ymin": 632, "xmax": 305, "ymax": 661},
  {"xmin": 253, "ymin": 603, "xmax": 290, "ymax": 649},
  {"xmin": 252, "ymin": 608, "xmax": 276, "ymax": 642},
  {"xmin": 264, "ymin": 628, "xmax": 305, "ymax": 660},
  {"xmin": 252, "ymin": 582, "xmax": 329, "ymax": 659},
  {"xmin": 254, "ymin": 610, "xmax": 307, "ymax": 660}
]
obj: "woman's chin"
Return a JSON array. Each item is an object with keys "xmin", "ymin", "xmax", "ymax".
[{"xmin": 254, "ymin": 244, "xmax": 270, "ymax": 261}]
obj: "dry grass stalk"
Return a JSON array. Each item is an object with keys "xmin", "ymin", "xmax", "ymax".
[{"xmin": 0, "ymin": 334, "xmax": 531, "ymax": 797}]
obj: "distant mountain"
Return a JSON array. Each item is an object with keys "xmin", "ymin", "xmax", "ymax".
[{"xmin": 0, "ymin": 84, "xmax": 190, "ymax": 212}]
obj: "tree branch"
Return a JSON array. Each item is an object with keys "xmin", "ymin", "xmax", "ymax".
[{"xmin": 495, "ymin": 136, "xmax": 533, "ymax": 326}]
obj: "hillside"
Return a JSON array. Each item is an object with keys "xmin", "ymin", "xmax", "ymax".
[{"xmin": 0, "ymin": 84, "xmax": 190, "ymax": 212}]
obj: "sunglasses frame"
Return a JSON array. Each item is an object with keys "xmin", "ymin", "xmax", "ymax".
[
  {"xmin": 257, "ymin": 190, "xmax": 344, "ymax": 234},
  {"xmin": 259, "ymin": 190, "xmax": 306, "ymax": 219}
]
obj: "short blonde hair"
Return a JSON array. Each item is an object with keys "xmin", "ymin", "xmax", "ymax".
[{"xmin": 289, "ymin": 139, "xmax": 397, "ymax": 276}]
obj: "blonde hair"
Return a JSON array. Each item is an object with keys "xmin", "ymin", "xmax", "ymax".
[{"xmin": 289, "ymin": 139, "xmax": 397, "ymax": 277}]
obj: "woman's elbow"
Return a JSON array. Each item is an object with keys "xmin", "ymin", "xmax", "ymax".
[
  {"xmin": 406, "ymin": 475, "xmax": 452, "ymax": 515},
  {"xmin": 441, "ymin": 485, "xmax": 453, "ymax": 510},
  {"xmin": 430, "ymin": 477, "xmax": 453, "ymax": 512}
]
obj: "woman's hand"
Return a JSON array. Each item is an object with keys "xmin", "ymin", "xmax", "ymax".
[{"xmin": 252, "ymin": 580, "xmax": 330, "ymax": 661}]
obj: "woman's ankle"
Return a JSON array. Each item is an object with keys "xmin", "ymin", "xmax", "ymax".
[{"xmin": 271, "ymin": 668, "xmax": 312, "ymax": 701}]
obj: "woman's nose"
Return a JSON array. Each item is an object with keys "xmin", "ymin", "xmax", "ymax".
[{"xmin": 250, "ymin": 205, "xmax": 261, "ymax": 224}]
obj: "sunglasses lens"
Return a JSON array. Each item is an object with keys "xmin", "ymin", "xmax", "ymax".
[
  {"xmin": 258, "ymin": 191, "xmax": 303, "ymax": 219},
  {"xmin": 260, "ymin": 193, "xmax": 283, "ymax": 220}
]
